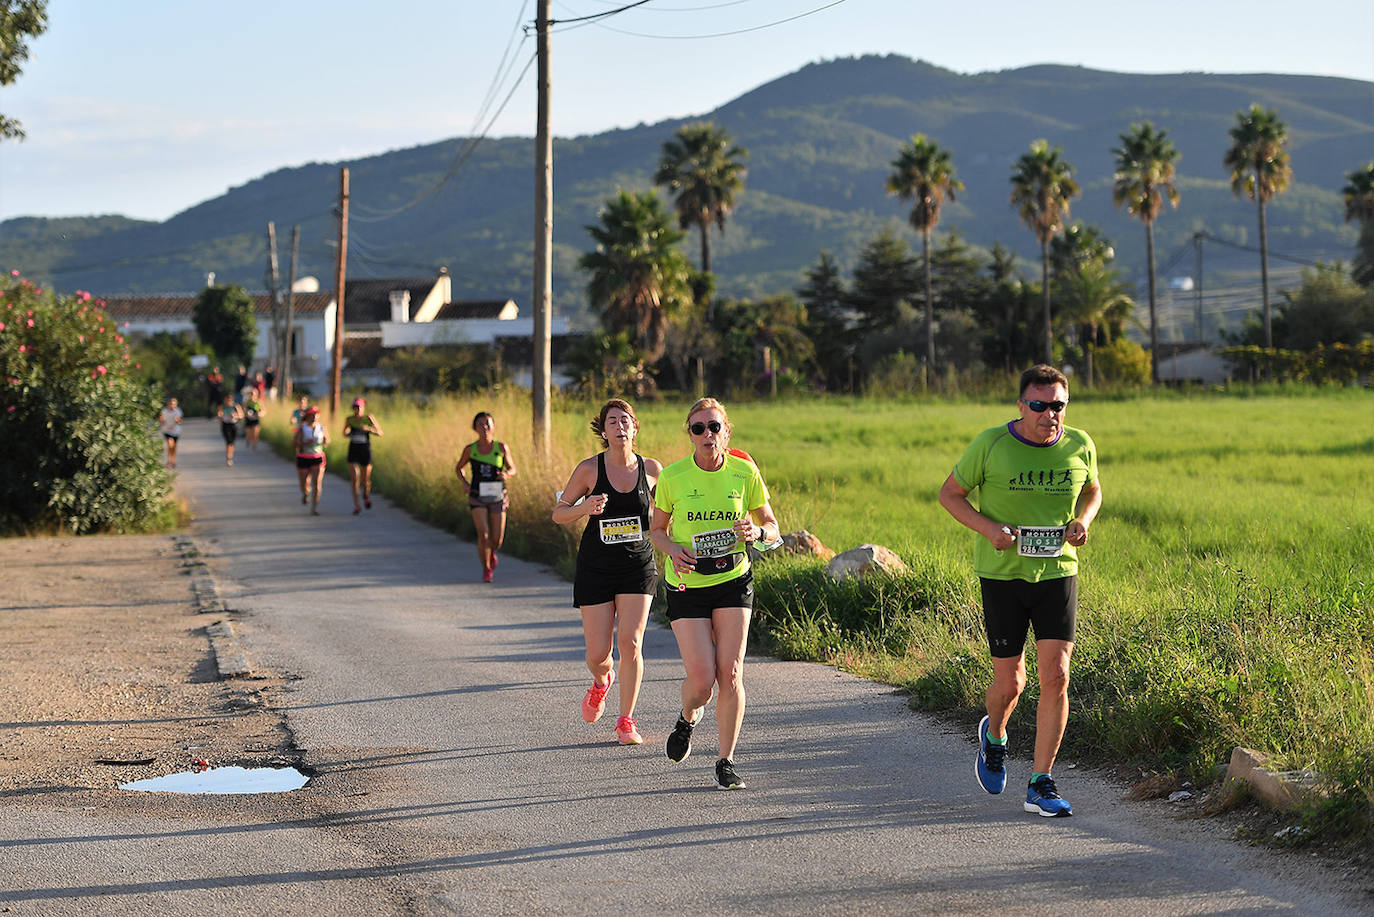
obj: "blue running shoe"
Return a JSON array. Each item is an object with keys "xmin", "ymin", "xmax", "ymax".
[
  {"xmin": 974, "ymin": 715, "xmax": 1007, "ymax": 794},
  {"xmin": 1024, "ymin": 774, "xmax": 1073, "ymax": 817}
]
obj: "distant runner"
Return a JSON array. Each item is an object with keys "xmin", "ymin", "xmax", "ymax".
[
  {"xmin": 938, "ymin": 364, "xmax": 1102, "ymax": 817},
  {"xmin": 158, "ymin": 396, "xmax": 183, "ymax": 468},
  {"xmin": 553, "ymin": 399, "xmax": 662, "ymax": 746},
  {"xmin": 455, "ymin": 411, "xmax": 517, "ymax": 583},
  {"xmin": 650, "ymin": 397, "xmax": 780, "ymax": 791},
  {"xmin": 294, "ymin": 405, "xmax": 329, "ymax": 515},
  {"xmin": 216, "ymin": 393, "xmax": 243, "ymax": 467},
  {"xmin": 343, "ymin": 398, "xmax": 383, "ymax": 516},
  {"xmin": 243, "ymin": 390, "xmax": 265, "ymax": 451}
]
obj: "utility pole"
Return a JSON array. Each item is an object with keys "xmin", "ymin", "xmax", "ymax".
[
  {"xmin": 266, "ymin": 221, "xmax": 281, "ymax": 376},
  {"xmin": 330, "ymin": 167, "xmax": 349, "ymax": 420},
  {"xmin": 531, "ymin": 0, "xmax": 553, "ymax": 452},
  {"xmin": 284, "ymin": 224, "xmax": 299, "ymax": 399},
  {"xmin": 1193, "ymin": 231, "xmax": 1204, "ymax": 344}
]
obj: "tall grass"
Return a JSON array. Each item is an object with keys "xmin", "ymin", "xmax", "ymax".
[{"xmin": 263, "ymin": 387, "xmax": 1374, "ymax": 838}]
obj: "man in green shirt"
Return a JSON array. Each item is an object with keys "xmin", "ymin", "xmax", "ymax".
[{"xmin": 938, "ymin": 364, "xmax": 1102, "ymax": 817}]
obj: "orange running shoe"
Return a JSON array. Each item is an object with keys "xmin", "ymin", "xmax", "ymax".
[
  {"xmin": 581, "ymin": 670, "xmax": 614, "ymax": 723},
  {"xmin": 615, "ymin": 715, "xmax": 643, "ymax": 745}
]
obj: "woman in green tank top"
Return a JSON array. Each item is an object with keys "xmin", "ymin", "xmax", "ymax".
[{"xmin": 455, "ymin": 411, "xmax": 518, "ymax": 582}]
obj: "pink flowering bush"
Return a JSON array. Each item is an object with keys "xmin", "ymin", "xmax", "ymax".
[{"xmin": 0, "ymin": 272, "xmax": 169, "ymax": 534}]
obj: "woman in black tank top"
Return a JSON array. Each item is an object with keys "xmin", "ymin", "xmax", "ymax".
[{"xmin": 552, "ymin": 399, "xmax": 662, "ymax": 747}]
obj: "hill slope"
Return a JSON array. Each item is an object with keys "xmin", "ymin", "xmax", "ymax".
[{"xmin": 2, "ymin": 55, "xmax": 1368, "ymax": 329}]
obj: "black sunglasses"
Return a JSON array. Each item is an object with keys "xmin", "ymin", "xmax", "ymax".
[
  {"xmin": 689, "ymin": 420, "xmax": 723, "ymax": 435},
  {"xmin": 1023, "ymin": 399, "xmax": 1067, "ymax": 414}
]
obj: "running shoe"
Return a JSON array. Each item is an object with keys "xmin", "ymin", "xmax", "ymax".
[
  {"xmin": 714, "ymin": 757, "xmax": 746, "ymax": 790},
  {"xmin": 482, "ymin": 567, "xmax": 494, "ymax": 583},
  {"xmin": 975, "ymin": 714, "xmax": 1007, "ymax": 795},
  {"xmin": 364, "ymin": 496, "xmax": 372, "ymax": 509},
  {"xmin": 666, "ymin": 712, "xmax": 697, "ymax": 763},
  {"xmin": 301, "ymin": 493, "xmax": 308, "ymax": 505},
  {"xmin": 581, "ymin": 671, "xmax": 613, "ymax": 722},
  {"xmin": 615, "ymin": 715, "xmax": 643, "ymax": 745},
  {"xmin": 1024, "ymin": 774, "xmax": 1073, "ymax": 817},
  {"xmin": 489, "ymin": 552, "xmax": 499, "ymax": 572},
  {"xmin": 353, "ymin": 507, "xmax": 361, "ymax": 515}
]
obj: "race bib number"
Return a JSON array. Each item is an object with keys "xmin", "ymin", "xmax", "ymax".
[
  {"xmin": 692, "ymin": 528, "xmax": 738, "ymax": 558},
  {"xmin": 478, "ymin": 481, "xmax": 505, "ymax": 501},
  {"xmin": 1017, "ymin": 525, "xmax": 1066, "ymax": 557},
  {"xmin": 599, "ymin": 516, "xmax": 643, "ymax": 544}
]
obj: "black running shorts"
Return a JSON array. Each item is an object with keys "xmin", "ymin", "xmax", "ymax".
[
  {"xmin": 666, "ymin": 569, "xmax": 754, "ymax": 621},
  {"xmin": 220, "ymin": 422, "xmax": 237, "ymax": 444},
  {"xmin": 573, "ymin": 562, "xmax": 658, "ymax": 608},
  {"xmin": 979, "ymin": 575, "xmax": 1077, "ymax": 657},
  {"xmin": 347, "ymin": 443, "xmax": 371, "ymax": 466}
]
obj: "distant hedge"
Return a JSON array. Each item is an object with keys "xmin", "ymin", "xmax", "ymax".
[{"xmin": 0, "ymin": 272, "xmax": 170, "ymax": 534}]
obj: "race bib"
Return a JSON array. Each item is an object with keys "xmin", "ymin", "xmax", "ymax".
[
  {"xmin": 691, "ymin": 528, "xmax": 738, "ymax": 559},
  {"xmin": 1017, "ymin": 525, "xmax": 1066, "ymax": 557},
  {"xmin": 478, "ymin": 481, "xmax": 505, "ymax": 501},
  {"xmin": 350, "ymin": 431, "xmax": 369, "ymax": 444},
  {"xmin": 599, "ymin": 516, "xmax": 643, "ymax": 544}
]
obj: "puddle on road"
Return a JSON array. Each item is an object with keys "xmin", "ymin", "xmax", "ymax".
[{"xmin": 121, "ymin": 766, "xmax": 309, "ymax": 795}]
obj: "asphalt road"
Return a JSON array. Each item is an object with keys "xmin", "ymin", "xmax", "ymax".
[{"xmin": 1, "ymin": 419, "xmax": 1365, "ymax": 915}]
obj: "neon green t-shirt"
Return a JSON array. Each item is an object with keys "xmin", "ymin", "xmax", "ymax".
[
  {"xmin": 951, "ymin": 421, "xmax": 1098, "ymax": 582},
  {"xmin": 655, "ymin": 452, "xmax": 770, "ymax": 589}
]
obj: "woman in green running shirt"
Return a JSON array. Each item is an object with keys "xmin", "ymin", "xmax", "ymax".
[
  {"xmin": 649, "ymin": 397, "xmax": 780, "ymax": 791},
  {"xmin": 455, "ymin": 411, "xmax": 517, "ymax": 582}
]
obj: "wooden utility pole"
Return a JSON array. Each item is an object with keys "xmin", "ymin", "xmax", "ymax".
[
  {"xmin": 531, "ymin": 0, "xmax": 553, "ymax": 452},
  {"xmin": 283, "ymin": 224, "xmax": 299, "ymax": 399},
  {"xmin": 266, "ymin": 221, "xmax": 281, "ymax": 376},
  {"xmin": 330, "ymin": 168, "xmax": 349, "ymax": 420}
]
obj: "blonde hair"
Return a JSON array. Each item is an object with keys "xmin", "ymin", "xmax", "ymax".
[
  {"xmin": 685, "ymin": 397, "xmax": 730, "ymax": 434},
  {"xmin": 590, "ymin": 398, "xmax": 638, "ymax": 442}
]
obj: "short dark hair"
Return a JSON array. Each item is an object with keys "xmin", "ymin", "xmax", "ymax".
[
  {"xmin": 1019, "ymin": 364, "xmax": 1068, "ymax": 397},
  {"xmin": 472, "ymin": 411, "xmax": 493, "ymax": 430}
]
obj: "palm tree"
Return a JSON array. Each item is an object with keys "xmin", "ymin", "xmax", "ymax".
[
  {"xmin": 1113, "ymin": 122, "xmax": 1181, "ymax": 383},
  {"xmin": 1344, "ymin": 162, "xmax": 1374, "ymax": 288},
  {"xmin": 1056, "ymin": 259, "xmax": 1136, "ymax": 388},
  {"xmin": 1010, "ymin": 139, "xmax": 1080, "ymax": 363},
  {"xmin": 653, "ymin": 122, "xmax": 748, "ymax": 301},
  {"xmin": 1341, "ymin": 161, "xmax": 1374, "ymax": 223},
  {"xmin": 1224, "ymin": 105, "xmax": 1292, "ymax": 349},
  {"xmin": 886, "ymin": 134, "xmax": 963, "ymax": 375},
  {"xmin": 579, "ymin": 190, "xmax": 694, "ymax": 363}
]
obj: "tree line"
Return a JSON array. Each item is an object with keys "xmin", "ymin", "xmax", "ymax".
[{"xmin": 574, "ymin": 111, "xmax": 1374, "ymax": 395}]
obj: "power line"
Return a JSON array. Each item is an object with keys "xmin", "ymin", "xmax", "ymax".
[
  {"xmin": 571, "ymin": 0, "xmax": 851, "ymax": 38},
  {"xmin": 349, "ymin": 50, "xmax": 538, "ymax": 224}
]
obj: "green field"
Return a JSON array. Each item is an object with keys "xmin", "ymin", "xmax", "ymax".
[{"xmin": 265, "ymin": 387, "xmax": 1374, "ymax": 837}]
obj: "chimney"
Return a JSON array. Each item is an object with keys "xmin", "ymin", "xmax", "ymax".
[{"xmin": 389, "ymin": 290, "xmax": 411, "ymax": 323}]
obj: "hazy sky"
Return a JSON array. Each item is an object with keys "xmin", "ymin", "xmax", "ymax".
[{"xmin": 1, "ymin": 0, "xmax": 1371, "ymax": 222}]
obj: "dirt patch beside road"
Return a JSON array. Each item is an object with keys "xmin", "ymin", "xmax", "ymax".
[{"xmin": 0, "ymin": 534, "xmax": 293, "ymax": 796}]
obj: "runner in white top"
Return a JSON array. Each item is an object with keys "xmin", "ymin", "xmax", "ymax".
[{"xmin": 158, "ymin": 397, "xmax": 183, "ymax": 468}]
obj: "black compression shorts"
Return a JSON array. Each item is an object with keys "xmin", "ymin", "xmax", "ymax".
[
  {"xmin": 666, "ymin": 569, "xmax": 754, "ymax": 621},
  {"xmin": 979, "ymin": 575, "xmax": 1077, "ymax": 657}
]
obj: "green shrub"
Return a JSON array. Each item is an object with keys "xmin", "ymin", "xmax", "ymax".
[{"xmin": 0, "ymin": 273, "xmax": 170, "ymax": 534}]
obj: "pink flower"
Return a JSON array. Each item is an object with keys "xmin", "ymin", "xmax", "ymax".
[
  {"xmin": 25, "ymin": 310, "xmax": 32, "ymax": 316},
  {"xmin": 17, "ymin": 345, "xmax": 25, "ymax": 353},
  {"xmin": 114, "ymin": 335, "xmax": 123, "ymax": 343},
  {"xmin": 122, "ymin": 322, "xmax": 129, "ymax": 328},
  {"xmin": 0, "ymin": 322, "xmax": 5, "ymax": 331},
  {"xmin": 96, "ymin": 365, "xmax": 107, "ymax": 375},
  {"xmin": 9, "ymin": 269, "xmax": 18, "ymax": 277},
  {"xmin": 97, "ymin": 326, "xmax": 104, "ymax": 333},
  {"xmin": 26, "ymin": 318, "xmax": 34, "ymax": 327},
  {"xmin": 6, "ymin": 405, "xmax": 14, "ymax": 413}
]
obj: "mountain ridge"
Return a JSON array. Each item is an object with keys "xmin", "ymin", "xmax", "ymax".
[{"xmin": 2, "ymin": 54, "xmax": 1368, "ymax": 324}]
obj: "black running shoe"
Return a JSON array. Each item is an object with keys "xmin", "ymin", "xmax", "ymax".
[
  {"xmin": 714, "ymin": 757, "xmax": 746, "ymax": 790},
  {"xmin": 666, "ymin": 713, "xmax": 696, "ymax": 762}
]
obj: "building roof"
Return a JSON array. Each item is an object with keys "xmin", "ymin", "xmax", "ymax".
[
  {"xmin": 431, "ymin": 299, "xmax": 518, "ymax": 321},
  {"xmin": 99, "ymin": 292, "xmax": 334, "ymax": 319},
  {"xmin": 343, "ymin": 278, "xmax": 437, "ymax": 324}
]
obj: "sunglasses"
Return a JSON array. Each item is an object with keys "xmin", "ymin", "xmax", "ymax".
[
  {"xmin": 1023, "ymin": 399, "xmax": 1067, "ymax": 414},
  {"xmin": 689, "ymin": 420, "xmax": 723, "ymax": 435}
]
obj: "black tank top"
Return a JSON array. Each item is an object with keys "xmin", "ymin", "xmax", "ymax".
[{"xmin": 576, "ymin": 453, "xmax": 654, "ymax": 571}]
